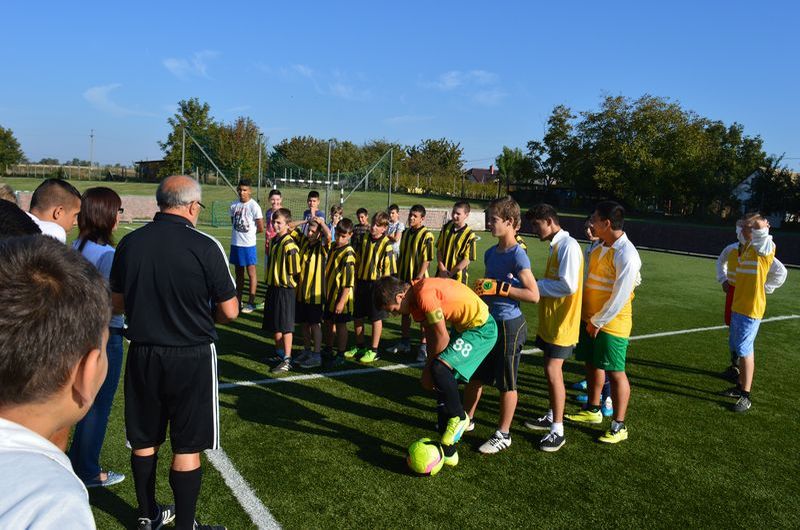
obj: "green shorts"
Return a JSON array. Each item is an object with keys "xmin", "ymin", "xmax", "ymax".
[
  {"xmin": 438, "ymin": 316, "xmax": 498, "ymax": 383},
  {"xmin": 574, "ymin": 324, "xmax": 629, "ymax": 372}
]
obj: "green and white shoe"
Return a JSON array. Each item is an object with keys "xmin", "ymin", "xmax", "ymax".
[
  {"xmin": 565, "ymin": 408, "xmax": 603, "ymax": 424},
  {"xmin": 441, "ymin": 414, "xmax": 470, "ymax": 446}
]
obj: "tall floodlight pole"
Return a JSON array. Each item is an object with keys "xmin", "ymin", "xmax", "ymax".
[
  {"xmin": 325, "ymin": 139, "xmax": 333, "ymax": 214},
  {"xmin": 387, "ymin": 148, "xmax": 393, "ymax": 208},
  {"xmin": 257, "ymin": 133, "xmax": 264, "ymax": 202},
  {"xmin": 89, "ymin": 129, "xmax": 95, "ymax": 179},
  {"xmin": 181, "ymin": 127, "xmax": 186, "ymax": 174}
]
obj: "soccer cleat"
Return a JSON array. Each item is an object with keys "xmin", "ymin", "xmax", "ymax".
[
  {"xmin": 386, "ymin": 339, "xmax": 411, "ymax": 355},
  {"xmin": 565, "ymin": 408, "xmax": 603, "ymax": 424},
  {"xmin": 575, "ymin": 393, "xmax": 588, "ymax": 404},
  {"xmin": 598, "ymin": 425, "xmax": 628, "ymax": 444},
  {"xmin": 299, "ymin": 352, "xmax": 322, "ymax": 369},
  {"xmin": 137, "ymin": 504, "xmax": 176, "ymax": 530},
  {"xmin": 270, "ymin": 359, "xmax": 291, "ymax": 373},
  {"xmin": 719, "ymin": 386, "xmax": 742, "ymax": 398},
  {"xmin": 571, "ymin": 379, "xmax": 588, "ymax": 390},
  {"xmin": 415, "ymin": 343, "xmax": 428, "ymax": 363},
  {"xmin": 441, "ymin": 414, "xmax": 470, "ymax": 446},
  {"xmin": 359, "ymin": 349, "xmax": 379, "ymax": 363},
  {"xmin": 478, "ymin": 431, "xmax": 512, "ymax": 454},
  {"xmin": 539, "ymin": 432, "xmax": 566, "ymax": 452},
  {"xmin": 343, "ymin": 346, "xmax": 362, "ymax": 360},
  {"xmin": 443, "ymin": 451, "xmax": 459, "ymax": 467},
  {"xmin": 466, "ymin": 419, "xmax": 475, "ymax": 432},
  {"xmin": 240, "ymin": 303, "xmax": 256, "ymax": 314},
  {"xmin": 733, "ymin": 396, "xmax": 752, "ymax": 413},
  {"xmin": 524, "ymin": 415, "xmax": 552, "ymax": 431}
]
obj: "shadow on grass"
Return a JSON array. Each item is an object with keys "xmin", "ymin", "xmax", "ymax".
[{"xmin": 88, "ymin": 487, "xmax": 138, "ymax": 530}]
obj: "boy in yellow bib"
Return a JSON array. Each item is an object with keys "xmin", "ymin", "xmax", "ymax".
[{"xmin": 566, "ymin": 201, "xmax": 641, "ymax": 444}]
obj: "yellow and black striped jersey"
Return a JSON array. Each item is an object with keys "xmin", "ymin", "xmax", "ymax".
[
  {"xmin": 516, "ymin": 234, "xmax": 528, "ymax": 252},
  {"xmin": 266, "ymin": 232, "xmax": 301, "ymax": 288},
  {"xmin": 398, "ymin": 226, "xmax": 434, "ymax": 281},
  {"xmin": 355, "ymin": 234, "xmax": 397, "ymax": 281},
  {"xmin": 292, "ymin": 228, "xmax": 329, "ymax": 304},
  {"xmin": 436, "ymin": 221, "xmax": 477, "ymax": 284},
  {"xmin": 324, "ymin": 244, "xmax": 356, "ymax": 313}
]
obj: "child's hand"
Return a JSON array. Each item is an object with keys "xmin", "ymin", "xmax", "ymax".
[{"xmin": 334, "ymin": 300, "xmax": 346, "ymax": 314}]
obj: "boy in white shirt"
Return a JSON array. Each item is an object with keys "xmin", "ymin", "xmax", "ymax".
[
  {"xmin": 230, "ymin": 179, "xmax": 264, "ymax": 313},
  {"xmin": 27, "ymin": 178, "xmax": 82, "ymax": 243}
]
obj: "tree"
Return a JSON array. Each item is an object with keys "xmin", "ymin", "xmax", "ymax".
[
  {"xmin": 159, "ymin": 98, "xmax": 218, "ymax": 178},
  {"xmin": 38, "ymin": 157, "xmax": 60, "ymax": 165},
  {"xmin": 0, "ymin": 125, "xmax": 24, "ymax": 168},
  {"xmin": 215, "ymin": 116, "xmax": 265, "ymax": 179},
  {"xmin": 748, "ymin": 156, "xmax": 800, "ymax": 219},
  {"xmin": 495, "ymin": 146, "xmax": 532, "ymax": 196},
  {"xmin": 406, "ymin": 138, "xmax": 463, "ymax": 180},
  {"xmin": 527, "ymin": 104, "xmax": 578, "ymax": 187}
]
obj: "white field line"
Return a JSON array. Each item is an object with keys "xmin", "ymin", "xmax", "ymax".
[
  {"xmin": 205, "ymin": 447, "xmax": 281, "ymax": 530},
  {"xmin": 218, "ymin": 314, "xmax": 799, "ymax": 390}
]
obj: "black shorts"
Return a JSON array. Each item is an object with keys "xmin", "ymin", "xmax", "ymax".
[
  {"xmin": 536, "ymin": 335, "xmax": 574, "ymax": 360},
  {"xmin": 124, "ymin": 343, "xmax": 219, "ymax": 453},
  {"xmin": 262, "ymin": 285, "xmax": 296, "ymax": 333},
  {"xmin": 475, "ymin": 314, "xmax": 527, "ymax": 392},
  {"xmin": 353, "ymin": 279, "xmax": 387, "ymax": 322},
  {"xmin": 323, "ymin": 310, "xmax": 352, "ymax": 323},
  {"xmin": 296, "ymin": 301, "xmax": 323, "ymax": 324}
]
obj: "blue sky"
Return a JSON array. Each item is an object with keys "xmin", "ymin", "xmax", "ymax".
[{"xmin": 1, "ymin": 1, "xmax": 798, "ymax": 169}]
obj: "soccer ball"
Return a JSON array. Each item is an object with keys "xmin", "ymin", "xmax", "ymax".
[{"xmin": 406, "ymin": 438, "xmax": 444, "ymax": 476}]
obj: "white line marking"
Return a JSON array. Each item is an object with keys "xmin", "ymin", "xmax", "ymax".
[
  {"xmin": 205, "ymin": 448, "xmax": 281, "ymax": 530},
  {"xmin": 218, "ymin": 314, "xmax": 799, "ymax": 390}
]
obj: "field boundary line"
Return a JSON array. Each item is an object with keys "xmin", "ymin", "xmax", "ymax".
[
  {"xmin": 205, "ymin": 447, "xmax": 281, "ymax": 530},
  {"xmin": 218, "ymin": 314, "xmax": 799, "ymax": 390}
]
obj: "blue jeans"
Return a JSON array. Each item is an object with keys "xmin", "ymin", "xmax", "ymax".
[{"xmin": 68, "ymin": 329, "xmax": 124, "ymax": 481}]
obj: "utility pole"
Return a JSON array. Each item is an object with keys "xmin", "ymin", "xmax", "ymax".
[
  {"xmin": 89, "ymin": 129, "xmax": 95, "ymax": 179},
  {"xmin": 325, "ymin": 139, "xmax": 333, "ymax": 214},
  {"xmin": 387, "ymin": 148, "xmax": 393, "ymax": 208},
  {"xmin": 181, "ymin": 127, "xmax": 186, "ymax": 174},
  {"xmin": 257, "ymin": 133, "xmax": 264, "ymax": 202}
]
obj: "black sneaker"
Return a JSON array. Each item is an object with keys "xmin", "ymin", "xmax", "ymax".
[
  {"xmin": 722, "ymin": 365, "xmax": 740, "ymax": 382},
  {"xmin": 719, "ymin": 386, "xmax": 742, "ymax": 398},
  {"xmin": 733, "ymin": 396, "xmax": 752, "ymax": 413},
  {"xmin": 137, "ymin": 504, "xmax": 176, "ymax": 530},
  {"xmin": 523, "ymin": 415, "xmax": 552, "ymax": 431},
  {"xmin": 539, "ymin": 432, "xmax": 566, "ymax": 452}
]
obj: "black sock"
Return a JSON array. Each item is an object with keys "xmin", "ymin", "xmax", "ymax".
[
  {"xmin": 131, "ymin": 453, "xmax": 158, "ymax": 520},
  {"xmin": 169, "ymin": 467, "xmax": 203, "ymax": 530},
  {"xmin": 436, "ymin": 401, "xmax": 447, "ymax": 434},
  {"xmin": 741, "ymin": 390, "xmax": 750, "ymax": 399},
  {"xmin": 588, "ymin": 405, "xmax": 600, "ymax": 413},
  {"xmin": 431, "ymin": 360, "xmax": 464, "ymax": 419},
  {"xmin": 442, "ymin": 443, "xmax": 457, "ymax": 457}
]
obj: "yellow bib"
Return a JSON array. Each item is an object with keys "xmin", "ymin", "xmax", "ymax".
[
  {"xmin": 731, "ymin": 243, "xmax": 774, "ymax": 319},
  {"xmin": 582, "ymin": 245, "xmax": 634, "ymax": 338},
  {"xmin": 726, "ymin": 246, "xmax": 739, "ymax": 285},
  {"xmin": 537, "ymin": 241, "xmax": 583, "ymax": 346}
]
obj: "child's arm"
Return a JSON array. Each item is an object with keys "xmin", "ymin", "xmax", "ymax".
[
  {"xmin": 316, "ymin": 216, "xmax": 331, "ymax": 243},
  {"xmin": 255, "ymin": 218, "xmax": 264, "ymax": 234},
  {"xmin": 334, "ymin": 287, "xmax": 351, "ymax": 314}
]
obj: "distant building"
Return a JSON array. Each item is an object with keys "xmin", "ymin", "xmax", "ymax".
[
  {"xmin": 464, "ymin": 165, "xmax": 498, "ymax": 184},
  {"xmin": 733, "ymin": 167, "xmax": 800, "ymax": 226}
]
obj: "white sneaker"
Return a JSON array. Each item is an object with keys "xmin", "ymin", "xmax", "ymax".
[
  {"xmin": 241, "ymin": 303, "xmax": 256, "ymax": 314},
  {"xmin": 478, "ymin": 430, "xmax": 512, "ymax": 454}
]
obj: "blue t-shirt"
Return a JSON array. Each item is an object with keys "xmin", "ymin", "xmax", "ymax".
[
  {"xmin": 483, "ymin": 243, "xmax": 530, "ymax": 321},
  {"xmin": 73, "ymin": 239, "xmax": 125, "ymax": 329}
]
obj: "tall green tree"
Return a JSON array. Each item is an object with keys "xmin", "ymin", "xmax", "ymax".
[
  {"xmin": 495, "ymin": 146, "xmax": 531, "ymax": 195},
  {"xmin": 159, "ymin": 98, "xmax": 218, "ymax": 178},
  {"xmin": 527, "ymin": 104, "xmax": 578, "ymax": 187},
  {"xmin": 405, "ymin": 138, "xmax": 463, "ymax": 180},
  {"xmin": 0, "ymin": 125, "xmax": 24, "ymax": 168},
  {"xmin": 215, "ymin": 116, "xmax": 265, "ymax": 179}
]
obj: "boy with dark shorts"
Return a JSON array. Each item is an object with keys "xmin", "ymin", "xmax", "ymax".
[
  {"xmin": 522, "ymin": 204, "xmax": 584, "ymax": 452},
  {"xmin": 263, "ymin": 208, "xmax": 302, "ymax": 373},
  {"xmin": 464, "ymin": 196, "xmax": 540, "ymax": 454},
  {"xmin": 346, "ymin": 211, "xmax": 396, "ymax": 363},
  {"xmin": 322, "ymin": 218, "xmax": 357, "ymax": 367},
  {"xmin": 374, "ymin": 276, "xmax": 497, "ymax": 468},
  {"xmin": 436, "ymin": 200, "xmax": 477, "ymax": 285},
  {"xmin": 292, "ymin": 214, "xmax": 331, "ymax": 369},
  {"xmin": 352, "ymin": 207, "xmax": 369, "ymax": 248}
]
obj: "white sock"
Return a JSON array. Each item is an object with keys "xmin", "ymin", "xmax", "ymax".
[
  {"xmin": 546, "ymin": 409, "xmax": 554, "ymax": 422},
  {"xmin": 551, "ymin": 422, "xmax": 564, "ymax": 436}
]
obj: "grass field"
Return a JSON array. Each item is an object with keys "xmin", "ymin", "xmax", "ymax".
[{"xmin": 63, "ymin": 220, "xmax": 800, "ymax": 529}]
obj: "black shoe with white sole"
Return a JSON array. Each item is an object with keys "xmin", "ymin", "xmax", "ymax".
[{"xmin": 539, "ymin": 432, "xmax": 566, "ymax": 452}]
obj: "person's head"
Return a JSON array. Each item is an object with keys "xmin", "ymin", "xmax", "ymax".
[
  {"xmin": 589, "ymin": 201, "xmax": 625, "ymax": 241},
  {"xmin": 451, "ymin": 201, "xmax": 470, "ymax": 228},
  {"xmin": 77, "ymin": 187, "xmax": 122, "ymax": 248},
  {"xmin": 0, "ymin": 200, "xmax": 41, "ymax": 238},
  {"xmin": 156, "ymin": 175, "xmax": 204, "ymax": 226},
  {"xmin": 373, "ymin": 276, "xmax": 412, "ymax": 315},
  {"xmin": 388, "ymin": 204, "xmax": 400, "ymax": 222},
  {"xmin": 740, "ymin": 212, "xmax": 769, "ymax": 241},
  {"xmin": 0, "ymin": 183, "xmax": 16, "ymax": 204},
  {"xmin": 356, "ymin": 208, "xmax": 369, "ymax": 225},
  {"xmin": 307, "ymin": 191, "xmax": 320, "ymax": 211},
  {"xmin": 486, "ymin": 196, "xmax": 521, "ymax": 238},
  {"xmin": 370, "ymin": 211, "xmax": 389, "ymax": 238},
  {"xmin": 330, "ymin": 205, "xmax": 343, "ymax": 225},
  {"xmin": 335, "ymin": 218, "xmax": 354, "ymax": 247},
  {"xmin": 237, "ymin": 179, "xmax": 252, "ymax": 203},
  {"xmin": 271, "ymin": 207, "xmax": 292, "ymax": 235},
  {"xmin": 0, "ymin": 235, "xmax": 110, "ymax": 428},
  {"xmin": 526, "ymin": 203, "xmax": 561, "ymax": 241},
  {"xmin": 268, "ymin": 189, "xmax": 282, "ymax": 210},
  {"xmin": 408, "ymin": 205, "xmax": 426, "ymax": 229},
  {"xmin": 29, "ymin": 178, "xmax": 82, "ymax": 233},
  {"xmin": 306, "ymin": 217, "xmax": 322, "ymax": 241},
  {"xmin": 583, "ymin": 216, "xmax": 598, "ymax": 242}
]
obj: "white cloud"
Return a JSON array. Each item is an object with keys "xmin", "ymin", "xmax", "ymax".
[
  {"xmin": 421, "ymin": 69, "xmax": 506, "ymax": 106},
  {"xmin": 384, "ymin": 115, "xmax": 434, "ymax": 125},
  {"xmin": 292, "ymin": 64, "xmax": 314, "ymax": 78},
  {"xmin": 83, "ymin": 84, "xmax": 155, "ymax": 117},
  {"xmin": 163, "ymin": 50, "xmax": 219, "ymax": 79},
  {"xmin": 472, "ymin": 88, "xmax": 507, "ymax": 106}
]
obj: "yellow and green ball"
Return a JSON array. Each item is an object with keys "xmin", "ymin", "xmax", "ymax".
[{"xmin": 406, "ymin": 438, "xmax": 444, "ymax": 476}]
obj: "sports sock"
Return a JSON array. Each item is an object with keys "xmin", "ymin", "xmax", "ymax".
[
  {"xmin": 546, "ymin": 409, "xmax": 554, "ymax": 422},
  {"xmin": 551, "ymin": 422, "xmax": 564, "ymax": 436},
  {"xmin": 588, "ymin": 405, "xmax": 600, "ymax": 413},
  {"xmin": 498, "ymin": 431, "xmax": 510, "ymax": 438},
  {"xmin": 442, "ymin": 444, "xmax": 457, "ymax": 457},
  {"xmin": 169, "ymin": 467, "xmax": 203, "ymax": 530},
  {"xmin": 431, "ymin": 360, "xmax": 464, "ymax": 419},
  {"xmin": 611, "ymin": 420, "xmax": 625, "ymax": 431},
  {"xmin": 436, "ymin": 401, "xmax": 447, "ymax": 434},
  {"xmin": 131, "ymin": 453, "xmax": 158, "ymax": 520},
  {"xmin": 741, "ymin": 390, "xmax": 750, "ymax": 399}
]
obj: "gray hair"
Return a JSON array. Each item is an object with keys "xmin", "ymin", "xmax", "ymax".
[{"xmin": 156, "ymin": 175, "xmax": 202, "ymax": 209}]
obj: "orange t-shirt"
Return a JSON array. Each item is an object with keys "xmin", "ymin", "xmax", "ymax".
[{"xmin": 410, "ymin": 278, "xmax": 489, "ymax": 332}]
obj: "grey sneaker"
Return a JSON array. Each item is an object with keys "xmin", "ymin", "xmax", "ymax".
[
  {"xmin": 386, "ymin": 339, "xmax": 411, "ymax": 354},
  {"xmin": 137, "ymin": 504, "xmax": 176, "ymax": 530},
  {"xmin": 416, "ymin": 343, "xmax": 428, "ymax": 363},
  {"xmin": 524, "ymin": 415, "xmax": 553, "ymax": 431},
  {"xmin": 478, "ymin": 430, "xmax": 512, "ymax": 454},
  {"xmin": 719, "ymin": 386, "xmax": 742, "ymax": 398},
  {"xmin": 271, "ymin": 359, "xmax": 291, "ymax": 373},
  {"xmin": 733, "ymin": 396, "xmax": 752, "ymax": 413},
  {"xmin": 539, "ymin": 432, "xmax": 566, "ymax": 452},
  {"xmin": 241, "ymin": 303, "xmax": 256, "ymax": 314},
  {"xmin": 299, "ymin": 352, "xmax": 322, "ymax": 369}
]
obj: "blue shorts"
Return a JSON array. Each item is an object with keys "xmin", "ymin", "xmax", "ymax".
[
  {"xmin": 729, "ymin": 311, "xmax": 761, "ymax": 357},
  {"xmin": 230, "ymin": 245, "xmax": 257, "ymax": 267}
]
